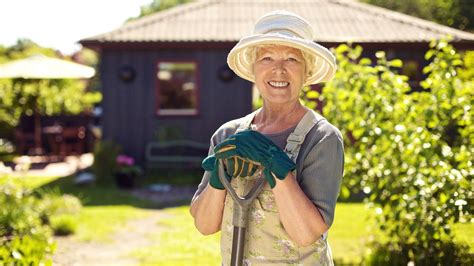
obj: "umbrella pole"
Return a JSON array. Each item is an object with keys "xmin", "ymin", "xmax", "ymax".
[
  {"xmin": 33, "ymin": 81, "xmax": 43, "ymax": 155},
  {"xmin": 33, "ymin": 104, "xmax": 43, "ymax": 155}
]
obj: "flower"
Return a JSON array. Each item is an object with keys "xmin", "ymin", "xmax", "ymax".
[
  {"xmin": 117, "ymin": 155, "xmax": 135, "ymax": 166},
  {"xmin": 116, "ymin": 154, "xmax": 142, "ymax": 176}
]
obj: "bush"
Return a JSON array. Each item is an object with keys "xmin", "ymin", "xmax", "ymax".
[
  {"xmin": 311, "ymin": 40, "xmax": 472, "ymax": 264},
  {"xmin": 0, "ymin": 234, "xmax": 56, "ymax": 265},
  {"xmin": 50, "ymin": 214, "xmax": 78, "ymax": 236},
  {"xmin": 39, "ymin": 192, "xmax": 82, "ymax": 217},
  {"xmin": 0, "ymin": 182, "xmax": 55, "ymax": 264},
  {"xmin": 91, "ymin": 140, "xmax": 122, "ymax": 185},
  {"xmin": 0, "ymin": 181, "xmax": 83, "ymax": 263},
  {"xmin": 366, "ymin": 241, "xmax": 473, "ymax": 265}
]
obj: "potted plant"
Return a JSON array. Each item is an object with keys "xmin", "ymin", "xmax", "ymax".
[{"xmin": 115, "ymin": 154, "xmax": 142, "ymax": 189}]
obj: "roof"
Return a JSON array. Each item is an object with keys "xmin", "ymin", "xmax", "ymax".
[{"xmin": 80, "ymin": 0, "xmax": 474, "ymax": 45}]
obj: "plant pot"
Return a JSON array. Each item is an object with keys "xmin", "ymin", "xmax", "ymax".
[{"xmin": 114, "ymin": 172, "xmax": 135, "ymax": 189}]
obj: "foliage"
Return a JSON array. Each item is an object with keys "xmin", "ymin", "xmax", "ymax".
[
  {"xmin": 50, "ymin": 214, "xmax": 77, "ymax": 236},
  {"xmin": 361, "ymin": 0, "xmax": 474, "ymax": 31},
  {"xmin": 0, "ymin": 234, "xmax": 55, "ymax": 265},
  {"xmin": 0, "ymin": 39, "xmax": 101, "ymax": 129},
  {"xmin": 0, "ymin": 178, "xmax": 83, "ymax": 262},
  {"xmin": 313, "ymin": 40, "xmax": 472, "ymax": 264},
  {"xmin": 128, "ymin": 0, "xmax": 193, "ymax": 21},
  {"xmin": 0, "ymin": 182, "xmax": 55, "ymax": 264},
  {"xmin": 39, "ymin": 193, "xmax": 83, "ymax": 218},
  {"xmin": 91, "ymin": 140, "xmax": 122, "ymax": 185}
]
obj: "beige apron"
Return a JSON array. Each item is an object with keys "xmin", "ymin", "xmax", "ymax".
[{"xmin": 220, "ymin": 110, "xmax": 334, "ymax": 265}]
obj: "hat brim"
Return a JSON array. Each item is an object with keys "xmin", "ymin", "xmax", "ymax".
[{"xmin": 227, "ymin": 34, "xmax": 337, "ymax": 86}]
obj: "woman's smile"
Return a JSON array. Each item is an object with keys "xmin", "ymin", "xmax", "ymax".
[{"xmin": 268, "ymin": 80, "xmax": 290, "ymax": 88}]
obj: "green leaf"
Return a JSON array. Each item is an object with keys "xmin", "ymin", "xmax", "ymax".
[
  {"xmin": 425, "ymin": 50, "xmax": 434, "ymax": 60},
  {"xmin": 389, "ymin": 59, "xmax": 403, "ymax": 68}
]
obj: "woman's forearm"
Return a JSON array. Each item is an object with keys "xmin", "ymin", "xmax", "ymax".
[
  {"xmin": 272, "ymin": 174, "xmax": 329, "ymax": 246},
  {"xmin": 190, "ymin": 185, "xmax": 227, "ymax": 235}
]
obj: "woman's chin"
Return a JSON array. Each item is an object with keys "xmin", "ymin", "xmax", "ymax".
[{"xmin": 263, "ymin": 95, "xmax": 297, "ymax": 105}]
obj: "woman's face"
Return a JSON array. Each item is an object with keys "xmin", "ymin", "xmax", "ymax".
[{"xmin": 253, "ymin": 45, "xmax": 306, "ymax": 105}]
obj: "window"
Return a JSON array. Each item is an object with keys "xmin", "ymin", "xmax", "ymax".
[{"xmin": 156, "ymin": 61, "xmax": 198, "ymax": 116}]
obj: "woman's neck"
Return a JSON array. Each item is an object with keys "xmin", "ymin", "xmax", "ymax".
[{"xmin": 253, "ymin": 101, "xmax": 307, "ymax": 133}]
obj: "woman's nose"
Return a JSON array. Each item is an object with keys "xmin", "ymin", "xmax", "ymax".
[{"xmin": 272, "ymin": 60, "xmax": 286, "ymax": 74}]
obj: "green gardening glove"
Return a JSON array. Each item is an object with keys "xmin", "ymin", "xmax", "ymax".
[
  {"xmin": 202, "ymin": 155, "xmax": 232, "ymax": 190},
  {"xmin": 214, "ymin": 130, "xmax": 296, "ymax": 188},
  {"xmin": 202, "ymin": 154, "xmax": 260, "ymax": 190}
]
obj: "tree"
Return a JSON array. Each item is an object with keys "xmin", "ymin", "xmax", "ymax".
[
  {"xmin": 0, "ymin": 40, "xmax": 101, "ymax": 138},
  {"xmin": 128, "ymin": 0, "xmax": 193, "ymax": 21},
  {"xmin": 362, "ymin": 0, "xmax": 474, "ymax": 32}
]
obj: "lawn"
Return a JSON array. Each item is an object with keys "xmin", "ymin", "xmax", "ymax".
[
  {"xmin": 1, "ymin": 174, "xmax": 472, "ymax": 264},
  {"xmin": 130, "ymin": 204, "xmax": 371, "ymax": 265}
]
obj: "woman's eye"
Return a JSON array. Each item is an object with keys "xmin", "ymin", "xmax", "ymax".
[
  {"xmin": 261, "ymin": 56, "xmax": 272, "ymax": 61},
  {"xmin": 287, "ymin": 57, "xmax": 298, "ymax": 62}
]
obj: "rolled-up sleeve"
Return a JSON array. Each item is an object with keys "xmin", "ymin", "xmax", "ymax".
[
  {"xmin": 299, "ymin": 132, "xmax": 344, "ymax": 227},
  {"xmin": 191, "ymin": 141, "xmax": 215, "ymax": 203}
]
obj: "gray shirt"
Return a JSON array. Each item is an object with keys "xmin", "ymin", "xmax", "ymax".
[{"xmin": 192, "ymin": 112, "xmax": 344, "ymax": 227}]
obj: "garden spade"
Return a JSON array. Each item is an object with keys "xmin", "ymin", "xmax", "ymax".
[{"xmin": 218, "ymin": 159, "xmax": 266, "ymax": 266}]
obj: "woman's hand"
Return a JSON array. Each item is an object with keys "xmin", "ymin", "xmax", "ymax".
[
  {"xmin": 214, "ymin": 130, "xmax": 296, "ymax": 188},
  {"xmin": 224, "ymin": 156, "xmax": 260, "ymax": 178},
  {"xmin": 202, "ymin": 154, "xmax": 260, "ymax": 189}
]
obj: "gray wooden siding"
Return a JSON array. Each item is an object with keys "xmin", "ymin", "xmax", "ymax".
[{"xmin": 100, "ymin": 48, "xmax": 252, "ymax": 163}]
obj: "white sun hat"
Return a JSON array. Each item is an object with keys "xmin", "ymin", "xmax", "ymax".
[{"xmin": 227, "ymin": 10, "xmax": 336, "ymax": 86}]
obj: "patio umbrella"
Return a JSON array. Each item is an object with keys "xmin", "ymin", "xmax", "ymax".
[
  {"xmin": 0, "ymin": 54, "xmax": 95, "ymax": 79},
  {"xmin": 0, "ymin": 54, "xmax": 96, "ymax": 154}
]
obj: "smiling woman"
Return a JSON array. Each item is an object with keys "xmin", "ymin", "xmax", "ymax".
[{"xmin": 190, "ymin": 10, "xmax": 344, "ymax": 265}]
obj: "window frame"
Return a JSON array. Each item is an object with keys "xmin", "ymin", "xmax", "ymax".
[{"xmin": 154, "ymin": 59, "xmax": 200, "ymax": 117}]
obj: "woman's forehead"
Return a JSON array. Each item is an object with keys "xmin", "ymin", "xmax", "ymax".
[{"xmin": 256, "ymin": 45, "xmax": 303, "ymax": 56}]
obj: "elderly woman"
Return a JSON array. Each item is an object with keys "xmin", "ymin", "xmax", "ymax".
[{"xmin": 190, "ymin": 10, "xmax": 344, "ymax": 265}]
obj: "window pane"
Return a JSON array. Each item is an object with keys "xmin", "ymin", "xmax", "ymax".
[{"xmin": 157, "ymin": 62, "xmax": 198, "ymax": 115}]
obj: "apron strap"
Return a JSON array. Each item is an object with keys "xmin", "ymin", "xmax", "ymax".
[
  {"xmin": 284, "ymin": 109, "xmax": 325, "ymax": 161},
  {"xmin": 235, "ymin": 108, "xmax": 259, "ymax": 133},
  {"xmin": 284, "ymin": 109, "xmax": 328, "ymax": 241}
]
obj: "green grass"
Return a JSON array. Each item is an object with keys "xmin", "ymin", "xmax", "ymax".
[
  {"xmin": 129, "ymin": 203, "xmax": 373, "ymax": 265},
  {"xmin": 2, "ymin": 173, "xmax": 473, "ymax": 263},
  {"xmin": 1, "ymin": 174, "xmax": 160, "ymax": 242},
  {"xmin": 76, "ymin": 206, "xmax": 151, "ymax": 242},
  {"xmin": 331, "ymin": 203, "xmax": 372, "ymax": 265},
  {"xmin": 0, "ymin": 175, "xmax": 60, "ymax": 189},
  {"xmin": 131, "ymin": 206, "xmax": 221, "ymax": 266}
]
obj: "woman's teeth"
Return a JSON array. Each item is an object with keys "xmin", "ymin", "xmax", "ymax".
[{"xmin": 268, "ymin": 81, "xmax": 289, "ymax": 87}]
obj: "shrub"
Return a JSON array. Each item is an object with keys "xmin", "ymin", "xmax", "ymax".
[
  {"xmin": 39, "ymin": 192, "xmax": 82, "ymax": 217},
  {"xmin": 0, "ymin": 234, "xmax": 56, "ymax": 265},
  {"xmin": 50, "ymin": 214, "xmax": 78, "ymax": 236},
  {"xmin": 0, "ymin": 182, "xmax": 55, "ymax": 264},
  {"xmin": 91, "ymin": 140, "xmax": 122, "ymax": 185},
  {"xmin": 310, "ymin": 40, "xmax": 472, "ymax": 264},
  {"xmin": 0, "ymin": 181, "xmax": 82, "ymax": 263}
]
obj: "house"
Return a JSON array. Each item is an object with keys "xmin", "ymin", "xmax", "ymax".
[{"xmin": 80, "ymin": 0, "xmax": 474, "ymax": 164}]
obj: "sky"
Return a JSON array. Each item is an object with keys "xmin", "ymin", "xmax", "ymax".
[{"xmin": 0, "ymin": 0, "xmax": 152, "ymax": 55}]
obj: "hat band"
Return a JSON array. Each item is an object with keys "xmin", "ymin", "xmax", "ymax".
[{"xmin": 261, "ymin": 28, "xmax": 305, "ymax": 39}]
